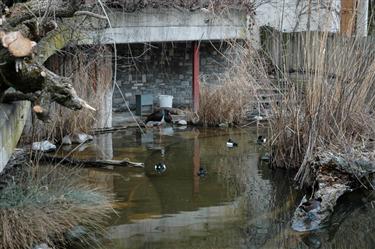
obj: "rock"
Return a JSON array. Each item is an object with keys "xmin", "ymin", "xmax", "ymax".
[
  {"xmin": 218, "ymin": 123, "xmax": 228, "ymax": 128},
  {"xmin": 61, "ymin": 135, "xmax": 72, "ymax": 145},
  {"xmin": 71, "ymin": 133, "xmax": 93, "ymax": 144},
  {"xmin": 33, "ymin": 243, "xmax": 51, "ymax": 249},
  {"xmin": 77, "ymin": 143, "xmax": 90, "ymax": 152},
  {"xmin": 169, "ymin": 108, "xmax": 181, "ymax": 115},
  {"xmin": 186, "ymin": 111, "xmax": 200, "ymax": 125},
  {"xmin": 32, "ymin": 141, "xmax": 56, "ymax": 152},
  {"xmin": 160, "ymin": 127, "xmax": 174, "ymax": 136},
  {"xmin": 260, "ymin": 153, "xmax": 271, "ymax": 162},
  {"xmin": 62, "ymin": 134, "xmax": 91, "ymax": 148},
  {"xmin": 253, "ymin": 115, "xmax": 264, "ymax": 121},
  {"xmin": 66, "ymin": 225, "xmax": 87, "ymax": 241},
  {"xmin": 146, "ymin": 121, "xmax": 158, "ymax": 127},
  {"xmin": 62, "ymin": 145, "xmax": 73, "ymax": 151},
  {"xmin": 176, "ymin": 120, "xmax": 187, "ymax": 126}
]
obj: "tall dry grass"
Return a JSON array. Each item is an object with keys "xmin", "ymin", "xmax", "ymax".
[
  {"xmin": 198, "ymin": 42, "xmax": 272, "ymax": 126},
  {"xmin": 0, "ymin": 163, "xmax": 113, "ymax": 249},
  {"xmin": 24, "ymin": 46, "xmax": 113, "ymax": 143},
  {"xmin": 269, "ymin": 31, "xmax": 375, "ymax": 185}
]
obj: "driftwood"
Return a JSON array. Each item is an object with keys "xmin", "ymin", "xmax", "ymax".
[
  {"xmin": 90, "ymin": 126, "xmax": 128, "ymax": 135},
  {"xmin": 38, "ymin": 154, "xmax": 144, "ymax": 168},
  {"xmin": 292, "ymin": 151, "xmax": 375, "ymax": 231}
]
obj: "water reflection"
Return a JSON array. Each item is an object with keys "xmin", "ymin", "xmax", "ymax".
[{"xmin": 61, "ymin": 127, "xmax": 375, "ymax": 249}]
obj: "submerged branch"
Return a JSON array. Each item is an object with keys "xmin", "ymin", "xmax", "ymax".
[{"xmin": 38, "ymin": 154, "xmax": 145, "ymax": 168}]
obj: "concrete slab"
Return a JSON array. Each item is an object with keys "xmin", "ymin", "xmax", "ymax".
[
  {"xmin": 0, "ymin": 101, "xmax": 30, "ymax": 173},
  {"xmin": 82, "ymin": 8, "xmax": 247, "ymax": 45}
]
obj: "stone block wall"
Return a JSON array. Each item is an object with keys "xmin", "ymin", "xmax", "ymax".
[{"xmin": 113, "ymin": 41, "xmax": 229, "ymax": 111}]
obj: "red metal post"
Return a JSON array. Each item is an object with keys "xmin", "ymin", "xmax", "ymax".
[{"xmin": 192, "ymin": 41, "xmax": 200, "ymax": 112}]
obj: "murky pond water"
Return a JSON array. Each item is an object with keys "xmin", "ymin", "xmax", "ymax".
[{"xmin": 63, "ymin": 127, "xmax": 375, "ymax": 249}]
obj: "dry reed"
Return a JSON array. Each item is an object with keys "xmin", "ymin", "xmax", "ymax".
[
  {"xmin": 198, "ymin": 42, "xmax": 271, "ymax": 126},
  {"xmin": 0, "ymin": 163, "xmax": 113, "ymax": 249},
  {"xmin": 26, "ymin": 46, "xmax": 113, "ymax": 143},
  {"xmin": 268, "ymin": 31, "xmax": 375, "ymax": 185}
]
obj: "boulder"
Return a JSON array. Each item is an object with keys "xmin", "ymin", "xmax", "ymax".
[
  {"xmin": 33, "ymin": 244, "xmax": 51, "ymax": 249},
  {"xmin": 61, "ymin": 135, "xmax": 72, "ymax": 145},
  {"xmin": 31, "ymin": 141, "xmax": 56, "ymax": 152},
  {"xmin": 218, "ymin": 123, "xmax": 229, "ymax": 128},
  {"xmin": 71, "ymin": 133, "xmax": 93, "ymax": 144},
  {"xmin": 176, "ymin": 120, "xmax": 187, "ymax": 126}
]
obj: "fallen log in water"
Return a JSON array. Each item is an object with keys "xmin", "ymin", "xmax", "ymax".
[
  {"xmin": 37, "ymin": 154, "xmax": 144, "ymax": 168},
  {"xmin": 292, "ymin": 151, "xmax": 375, "ymax": 231}
]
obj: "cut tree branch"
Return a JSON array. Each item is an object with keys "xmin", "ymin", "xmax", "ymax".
[{"xmin": 1, "ymin": 91, "xmax": 38, "ymax": 103}]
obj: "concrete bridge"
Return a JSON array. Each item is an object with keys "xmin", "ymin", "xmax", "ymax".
[
  {"xmin": 0, "ymin": 0, "xmax": 363, "ymax": 172},
  {"xmin": 0, "ymin": 7, "xmax": 248, "ymax": 173},
  {"xmin": 84, "ymin": 7, "xmax": 249, "ymax": 111},
  {"xmin": 86, "ymin": 8, "xmax": 248, "ymax": 44}
]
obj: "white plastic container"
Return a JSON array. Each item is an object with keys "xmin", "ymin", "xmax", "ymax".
[{"xmin": 158, "ymin": 95, "xmax": 173, "ymax": 108}]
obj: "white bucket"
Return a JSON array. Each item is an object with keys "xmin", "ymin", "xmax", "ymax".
[{"xmin": 158, "ymin": 95, "xmax": 173, "ymax": 108}]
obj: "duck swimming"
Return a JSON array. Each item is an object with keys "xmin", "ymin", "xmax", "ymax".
[
  {"xmin": 226, "ymin": 139, "xmax": 238, "ymax": 148},
  {"xmin": 257, "ymin": 136, "xmax": 267, "ymax": 145},
  {"xmin": 299, "ymin": 197, "xmax": 322, "ymax": 212},
  {"xmin": 154, "ymin": 162, "xmax": 167, "ymax": 174},
  {"xmin": 145, "ymin": 109, "xmax": 172, "ymax": 126},
  {"xmin": 197, "ymin": 167, "xmax": 207, "ymax": 177}
]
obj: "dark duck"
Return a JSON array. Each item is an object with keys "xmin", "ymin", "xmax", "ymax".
[
  {"xmin": 197, "ymin": 167, "xmax": 207, "ymax": 177},
  {"xmin": 226, "ymin": 139, "xmax": 238, "ymax": 148},
  {"xmin": 145, "ymin": 109, "xmax": 172, "ymax": 126},
  {"xmin": 154, "ymin": 162, "xmax": 167, "ymax": 174},
  {"xmin": 299, "ymin": 197, "xmax": 322, "ymax": 212},
  {"xmin": 257, "ymin": 135, "xmax": 267, "ymax": 145}
]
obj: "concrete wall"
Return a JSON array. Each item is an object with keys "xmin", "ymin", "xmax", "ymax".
[
  {"xmin": 0, "ymin": 101, "xmax": 30, "ymax": 173},
  {"xmin": 356, "ymin": 0, "xmax": 369, "ymax": 37},
  {"xmin": 113, "ymin": 41, "xmax": 229, "ymax": 110},
  {"xmin": 86, "ymin": 7, "xmax": 247, "ymax": 44},
  {"xmin": 255, "ymin": 0, "xmax": 341, "ymax": 33}
]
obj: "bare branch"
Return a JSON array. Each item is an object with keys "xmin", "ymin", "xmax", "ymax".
[{"xmin": 74, "ymin": 10, "xmax": 107, "ymax": 20}]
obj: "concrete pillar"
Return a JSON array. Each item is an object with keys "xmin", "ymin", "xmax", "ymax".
[
  {"xmin": 94, "ymin": 133, "xmax": 113, "ymax": 160},
  {"xmin": 94, "ymin": 45, "xmax": 113, "ymax": 128},
  {"xmin": 0, "ymin": 102, "xmax": 30, "ymax": 172},
  {"xmin": 94, "ymin": 87, "xmax": 113, "ymax": 128},
  {"xmin": 356, "ymin": 0, "xmax": 369, "ymax": 37}
]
